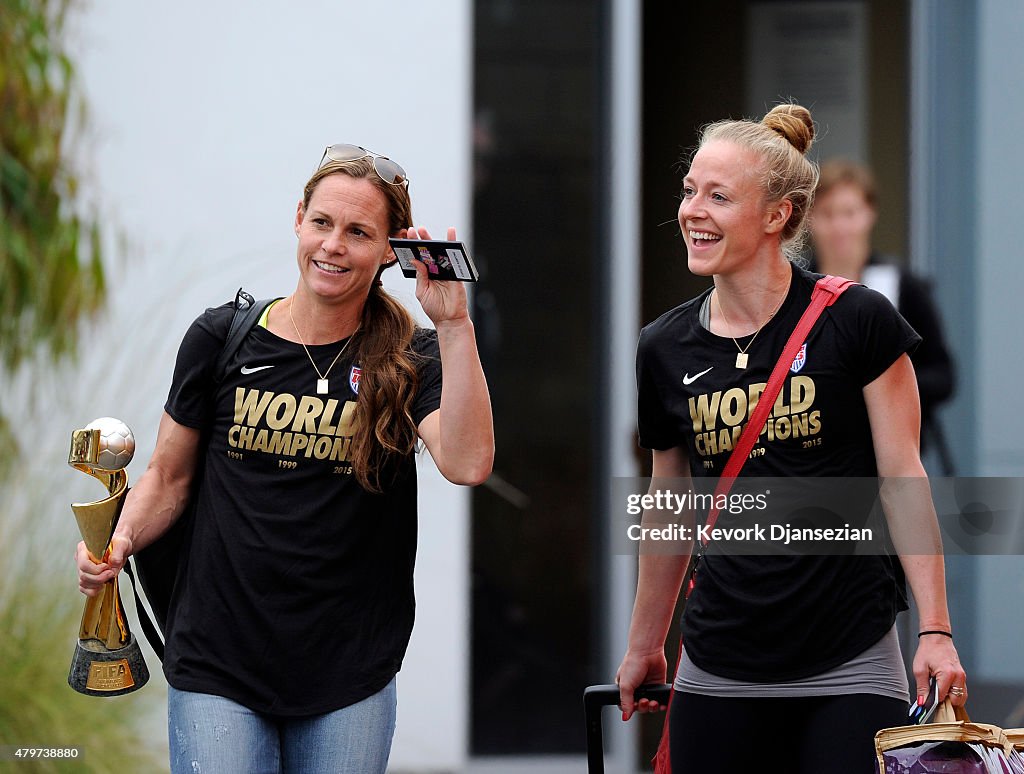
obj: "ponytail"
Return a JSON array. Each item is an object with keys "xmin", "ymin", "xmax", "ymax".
[
  {"xmin": 349, "ymin": 284, "xmax": 421, "ymax": 492},
  {"xmin": 301, "ymin": 157, "xmax": 419, "ymax": 491}
]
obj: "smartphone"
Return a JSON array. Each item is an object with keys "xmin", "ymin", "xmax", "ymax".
[
  {"xmin": 388, "ymin": 237, "xmax": 479, "ymax": 282},
  {"xmin": 908, "ymin": 676, "xmax": 939, "ymax": 724}
]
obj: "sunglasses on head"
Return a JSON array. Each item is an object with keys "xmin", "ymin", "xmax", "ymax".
[{"xmin": 317, "ymin": 144, "xmax": 409, "ymax": 188}]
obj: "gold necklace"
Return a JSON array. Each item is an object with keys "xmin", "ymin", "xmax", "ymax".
[
  {"xmin": 715, "ymin": 289, "xmax": 783, "ymax": 369},
  {"xmin": 288, "ymin": 301, "xmax": 359, "ymax": 394}
]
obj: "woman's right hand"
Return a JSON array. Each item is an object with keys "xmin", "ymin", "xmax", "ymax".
[
  {"xmin": 77, "ymin": 534, "xmax": 132, "ymax": 596},
  {"xmin": 616, "ymin": 648, "xmax": 669, "ymax": 720}
]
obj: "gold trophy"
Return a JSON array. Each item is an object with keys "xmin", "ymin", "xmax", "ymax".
[{"xmin": 67, "ymin": 417, "xmax": 149, "ymax": 696}]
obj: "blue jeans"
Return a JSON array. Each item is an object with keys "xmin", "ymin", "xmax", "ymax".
[{"xmin": 167, "ymin": 678, "xmax": 397, "ymax": 774}]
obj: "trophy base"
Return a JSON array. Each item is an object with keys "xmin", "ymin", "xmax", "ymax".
[{"xmin": 69, "ymin": 634, "xmax": 150, "ymax": 696}]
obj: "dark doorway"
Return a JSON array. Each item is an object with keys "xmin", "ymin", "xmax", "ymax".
[{"xmin": 470, "ymin": 0, "xmax": 601, "ymax": 755}]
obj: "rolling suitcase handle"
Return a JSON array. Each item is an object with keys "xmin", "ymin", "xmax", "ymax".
[{"xmin": 584, "ymin": 683, "xmax": 672, "ymax": 773}]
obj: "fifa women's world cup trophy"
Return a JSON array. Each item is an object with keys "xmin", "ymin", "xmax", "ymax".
[{"xmin": 67, "ymin": 417, "xmax": 149, "ymax": 696}]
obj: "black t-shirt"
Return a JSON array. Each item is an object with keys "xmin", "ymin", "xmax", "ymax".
[
  {"xmin": 636, "ymin": 264, "xmax": 921, "ymax": 681},
  {"xmin": 162, "ymin": 301, "xmax": 442, "ymax": 715}
]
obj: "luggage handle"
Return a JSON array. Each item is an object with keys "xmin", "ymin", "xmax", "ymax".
[{"xmin": 584, "ymin": 683, "xmax": 672, "ymax": 774}]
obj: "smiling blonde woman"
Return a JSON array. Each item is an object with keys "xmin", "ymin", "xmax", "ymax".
[{"xmin": 615, "ymin": 106, "xmax": 965, "ymax": 773}]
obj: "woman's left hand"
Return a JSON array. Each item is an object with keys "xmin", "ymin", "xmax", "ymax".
[
  {"xmin": 402, "ymin": 226, "xmax": 470, "ymax": 328},
  {"xmin": 913, "ymin": 633, "xmax": 967, "ymax": 707}
]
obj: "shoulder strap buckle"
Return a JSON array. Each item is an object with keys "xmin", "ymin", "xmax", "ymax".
[
  {"xmin": 814, "ymin": 274, "xmax": 858, "ymax": 306},
  {"xmin": 216, "ymin": 288, "xmax": 277, "ymax": 383}
]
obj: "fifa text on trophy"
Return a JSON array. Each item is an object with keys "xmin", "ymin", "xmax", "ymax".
[{"xmin": 67, "ymin": 417, "xmax": 149, "ymax": 696}]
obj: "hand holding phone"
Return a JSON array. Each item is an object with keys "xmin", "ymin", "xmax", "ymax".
[{"xmin": 908, "ymin": 676, "xmax": 939, "ymax": 724}]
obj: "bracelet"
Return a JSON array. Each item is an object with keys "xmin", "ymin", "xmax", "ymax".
[{"xmin": 918, "ymin": 630, "xmax": 953, "ymax": 639}]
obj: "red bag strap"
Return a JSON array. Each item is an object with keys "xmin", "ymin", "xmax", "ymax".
[
  {"xmin": 701, "ymin": 274, "xmax": 855, "ymax": 542},
  {"xmin": 653, "ymin": 275, "xmax": 855, "ymax": 774}
]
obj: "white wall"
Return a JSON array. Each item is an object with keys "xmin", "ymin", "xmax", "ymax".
[
  {"xmin": 70, "ymin": 2, "xmax": 472, "ymax": 769},
  {"xmin": 972, "ymin": 0, "xmax": 1024, "ymax": 684},
  {"xmin": 974, "ymin": 0, "xmax": 1024, "ymax": 479}
]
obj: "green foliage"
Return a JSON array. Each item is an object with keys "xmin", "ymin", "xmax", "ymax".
[
  {"xmin": 0, "ymin": 420, "xmax": 166, "ymax": 771},
  {"xmin": 0, "ymin": 3, "xmax": 155, "ymax": 770},
  {"xmin": 0, "ymin": 566, "xmax": 165, "ymax": 773},
  {"xmin": 0, "ymin": 0, "xmax": 107, "ymax": 373}
]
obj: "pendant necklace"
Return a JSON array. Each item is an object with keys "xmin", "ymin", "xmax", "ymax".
[
  {"xmin": 288, "ymin": 302, "xmax": 359, "ymax": 394},
  {"xmin": 715, "ymin": 289, "xmax": 783, "ymax": 369}
]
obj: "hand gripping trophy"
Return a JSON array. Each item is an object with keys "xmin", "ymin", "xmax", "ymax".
[{"xmin": 67, "ymin": 417, "xmax": 149, "ymax": 695}]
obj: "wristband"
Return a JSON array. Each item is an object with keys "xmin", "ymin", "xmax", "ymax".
[{"xmin": 918, "ymin": 630, "xmax": 953, "ymax": 639}]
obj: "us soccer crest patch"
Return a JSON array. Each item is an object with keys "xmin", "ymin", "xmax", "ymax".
[
  {"xmin": 790, "ymin": 343, "xmax": 807, "ymax": 373},
  {"xmin": 349, "ymin": 365, "xmax": 361, "ymax": 394}
]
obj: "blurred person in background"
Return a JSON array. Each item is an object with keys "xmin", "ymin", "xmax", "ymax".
[{"xmin": 809, "ymin": 158, "xmax": 955, "ymax": 473}]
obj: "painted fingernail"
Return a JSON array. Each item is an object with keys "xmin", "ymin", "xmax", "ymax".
[
  {"xmin": 918, "ymin": 696, "xmax": 925, "ymax": 706},
  {"xmin": 622, "ymin": 711, "xmax": 628, "ymax": 721}
]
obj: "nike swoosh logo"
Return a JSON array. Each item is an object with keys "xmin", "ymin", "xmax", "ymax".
[
  {"xmin": 682, "ymin": 366, "xmax": 713, "ymax": 385},
  {"xmin": 240, "ymin": 364, "xmax": 275, "ymax": 375}
]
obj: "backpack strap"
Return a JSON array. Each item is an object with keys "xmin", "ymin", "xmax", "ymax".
[
  {"xmin": 215, "ymin": 288, "xmax": 278, "ymax": 383},
  {"xmin": 121, "ymin": 540, "xmax": 166, "ymax": 660},
  {"xmin": 123, "ymin": 288, "xmax": 276, "ymax": 661}
]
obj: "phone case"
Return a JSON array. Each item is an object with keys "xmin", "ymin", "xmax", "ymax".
[
  {"xmin": 388, "ymin": 238, "xmax": 479, "ymax": 282},
  {"xmin": 909, "ymin": 678, "xmax": 940, "ymax": 724}
]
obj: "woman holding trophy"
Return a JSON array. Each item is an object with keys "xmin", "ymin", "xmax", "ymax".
[{"xmin": 76, "ymin": 144, "xmax": 494, "ymax": 774}]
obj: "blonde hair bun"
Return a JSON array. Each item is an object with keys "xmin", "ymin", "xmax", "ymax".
[
  {"xmin": 761, "ymin": 104, "xmax": 815, "ymax": 155},
  {"xmin": 697, "ymin": 103, "xmax": 820, "ymax": 258}
]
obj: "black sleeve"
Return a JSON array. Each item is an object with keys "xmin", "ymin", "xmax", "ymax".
[
  {"xmin": 835, "ymin": 284, "xmax": 922, "ymax": 386},
  {"xmin": 163, "ymin": 302, "xmax": 235, "ymax": 430},
  {"xmin": 898, "ymin": 272, "xmax": 955, "ymax": 410},
  {"xmin": 636, "ymin": 325, "xmax": 677, "ymax": 451},
  {"xmin": 410, "ymin": 328, "xmax": 443, "ymax": 425}
]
